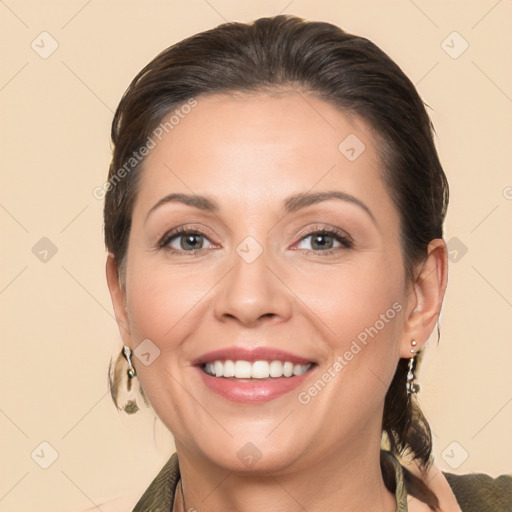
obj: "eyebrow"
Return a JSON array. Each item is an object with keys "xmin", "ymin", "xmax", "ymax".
[
  {"xmin": 283, "ymin": 190, "xmax": 375, "ymax": 223},
  {"xmin": 145, "ymin": 190, "xmax": 376, "ymax": 224}
]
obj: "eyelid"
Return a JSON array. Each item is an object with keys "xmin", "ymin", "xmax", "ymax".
[
  {"xmin": 158, "ymin": 223, "xmax": 354, "ymax": 254},
  {"xmin": 157, "ymin": 224, "xmax": 218, "ymax": 249},
  {"xmin": 291, "ymin": 228, "xmax": 353, "ymax": 255},
  {"xmin": 291, "ymin": 224, "xmax": 353, "ymax": 245}
]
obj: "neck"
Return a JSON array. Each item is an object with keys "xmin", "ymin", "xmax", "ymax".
[{"xmin": 173, "ymin": 437, "xmax": 396, "ymax": 512}]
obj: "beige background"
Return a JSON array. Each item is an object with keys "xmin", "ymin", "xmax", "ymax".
[{"xmin": 1, "ymin": 1, "xmax": 511, "ymax": 510}]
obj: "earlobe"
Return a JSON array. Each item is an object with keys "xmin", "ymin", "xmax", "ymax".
[
  {"xmin": 105, "ymin": 253, "xmax": 131, "ymax": 343},
  {"xmin": 399, "ymin": 239, "xmax": 448, "ymax": 358}
]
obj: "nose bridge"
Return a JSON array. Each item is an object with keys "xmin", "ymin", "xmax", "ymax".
[{"xmin": 214, "ymin": 234, "xmax": 292, "ymax": 325}]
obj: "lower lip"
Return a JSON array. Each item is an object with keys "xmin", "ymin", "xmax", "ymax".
[{"xmin": 195, "ymin": 365, "xmax": 317, "ymax": 403}]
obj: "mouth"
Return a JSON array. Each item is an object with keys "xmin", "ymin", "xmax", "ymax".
[
  {"xmin": 201, "ymin": 359, "xmax": 315, "ymax": 379},
  {"xmin": 192, "ymin": 346, "xmax": 318, "ymax": 402}
]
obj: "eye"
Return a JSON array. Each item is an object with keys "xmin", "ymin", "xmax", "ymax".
[
  {"xmin": 157, "ymin": 226, "xmax": 352, "ymax": 255},
  {"xmin": 159, "ymin": 228, "xmax": 216, "ymax": 254},
  {"xmin": 295, "ymin": 228, "xmax": 353, "ymax": 253}
]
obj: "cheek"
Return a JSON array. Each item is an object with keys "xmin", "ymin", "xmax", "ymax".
[
  {"xmin": 308, "ymin": 258, "xmax": 405, "ymax": 392},
  {"xmin": 291, "ymin": 256, "xmax": 404, "ymax": 343},
  {"xmin": 125, "ymin": 254, "xmax": 213, "ymax": 345},
  {"xmin": 122, "ymin": 263, "xmax": 198, "ymax": 421}
]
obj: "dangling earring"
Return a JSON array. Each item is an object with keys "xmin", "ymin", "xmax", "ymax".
[
  {"xmin": 406, "ymin": 340, "xmax": 420, "ymax": 396},
  {"xmin": 108, "ymin": 345, "xmax": 138, "ymax": 414},
  {"xmin": 109, "ymin": 345, "xmax": 151, "ymax": 415},
  {"xmin": 123, "ymin": 345, "xmax": 136, "ymax": 379}
]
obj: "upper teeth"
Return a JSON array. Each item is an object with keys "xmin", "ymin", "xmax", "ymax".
[{"xmin": 203, "ymin": 360, "xmax": 312, "ymax": 379}]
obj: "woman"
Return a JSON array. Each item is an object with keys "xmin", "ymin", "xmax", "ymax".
[{"xmin": 103, "ymin": 14, "xmax": 511, "ymax": 511}]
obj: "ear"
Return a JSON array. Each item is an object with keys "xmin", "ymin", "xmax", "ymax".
[
  {"xmin": 399, "ymin": 239, "xmax": 449, "ymax": 358},
  {"xmin": 105, "ymin": 253, "xmax": 132, "ymax": 346}
]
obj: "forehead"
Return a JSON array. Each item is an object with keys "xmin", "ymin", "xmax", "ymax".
[{"xmin": 132, "ymin": 91, "xmax": 397, "ymax": 223}]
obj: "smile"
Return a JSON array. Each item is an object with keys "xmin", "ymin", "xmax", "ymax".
[
  {"xmin": 192, "ymin": 346, "xmax": 318, "ymax": 402},
  {"xmin": 202, "ymin": 360, "xmax": 314, "ymax": 379}
]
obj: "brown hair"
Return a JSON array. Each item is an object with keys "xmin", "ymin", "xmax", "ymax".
[{"xmin": 104, "ymin": 14, "xmax": 448, "ymax": 508}]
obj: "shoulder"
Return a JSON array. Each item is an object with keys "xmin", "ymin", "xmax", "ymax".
[
  {"xmin": 131, "ymin": 452, "xmax": 181, "ymax": 512},
  {"xmin": 72, "ymin": 454, "xmax": 181, "ymax": 512},
  {"xmin": 443, "ymin": 470, "xmax": 512, "ymax": 512},
  {"xmin": 385, "ymin": 449, "xmax": 512, "ymax": 512},
  {"xmin": 75, "ymin": 495, "xmax": 140, "ymax": 512}
]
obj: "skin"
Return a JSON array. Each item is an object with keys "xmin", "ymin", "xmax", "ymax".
[{"xmin": 106, "ymin": 91, "xmax": 448, "ymax": 512}]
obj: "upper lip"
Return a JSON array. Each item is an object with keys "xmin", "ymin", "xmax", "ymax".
[{"xmin": 191, "ymin": 347, "xmax": 315, "ymax": 366}]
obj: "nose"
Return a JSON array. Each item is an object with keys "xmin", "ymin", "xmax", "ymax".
[{"xmin": 214, "ymin": 246, "xmax": 293, "ymax": 327}]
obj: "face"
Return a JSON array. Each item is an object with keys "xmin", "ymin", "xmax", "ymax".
[{"xmin": 111, "ymin": 91, "xmax": 416, "ymax": 473}]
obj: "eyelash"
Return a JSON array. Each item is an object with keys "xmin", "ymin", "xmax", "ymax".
[{"xmin": 157, "ymin": 225, "xmax": 353, "ymax": 256}]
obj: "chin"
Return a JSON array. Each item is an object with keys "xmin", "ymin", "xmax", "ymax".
[{"xmin": 192, "ymin": 430, "xmax": 310, "ymax": 474}]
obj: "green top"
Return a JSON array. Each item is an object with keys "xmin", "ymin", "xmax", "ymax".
[{"xmin": 131, "ymin": 450, "xmax": 512, "ymax": 511}]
